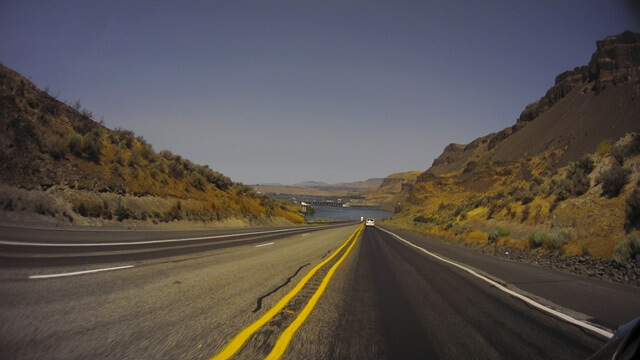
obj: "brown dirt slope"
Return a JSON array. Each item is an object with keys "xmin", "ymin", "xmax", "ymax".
[{"xmin": 428, "ymin": 31, "xmax": 640, "ymax": 176}]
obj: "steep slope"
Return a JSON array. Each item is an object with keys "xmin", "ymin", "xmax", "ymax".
[
  {"xmin": 0, "ymin": 64, "xmax": 304, "ymax": 227},
  {"xmin": 364, "ymin": 171, "xmax": 422, "ymax": 210},
  {"xmin": 386, "ymin": 31, "xmax": 640, "ymax": 265},
  {"xmin": 428, "ymin": 31, "xmax": 640, "ymax": 176}
]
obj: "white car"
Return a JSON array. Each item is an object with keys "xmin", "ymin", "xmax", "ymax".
[{"xmin": 365, "ymin": 218, "xmax": 375, "ymax": 227}]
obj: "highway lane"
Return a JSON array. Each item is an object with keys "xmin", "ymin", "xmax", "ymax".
[
  {"xmin": 2, "ymin": 223, "xmax": 636, "ymax": 359},
  {"xmin": 0, "ymin": 225, "xmax": 340, "ymax": 244},
  {"xmin": 376, "ymin": 226, "xmax": 640, "ymax": 331},
  {"xmin": 0, "ymin": 225, "xmax": 359, "ymax": 359},
  {"xmin": 286, "ymin": 226, "xmax": 609, "ymax": 359}
]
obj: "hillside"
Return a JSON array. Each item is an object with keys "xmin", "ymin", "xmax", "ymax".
[
  {"xmin": 291, "ymin": 178, "xmax": 384, "ymax": 191},
  {"xmin": 0, "ymin": 64, "xmax": 305, "ymax": 228},
  {"xmin": 254, "ymin": 178, "xmax": 384, "ymax": 197},
  {"xmin": 384, "ymin": 31, "xmax": 640, "ymax": 269},
  {"xmin": 363, "ymin": 171, "xmax": 422, "ymax": 210}
]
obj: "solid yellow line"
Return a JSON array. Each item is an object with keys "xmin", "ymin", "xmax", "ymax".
[
  {"xmin": 264, "ymin": 225, "xmax": 363, "ymax": 360},
  {"xmin": 210, "ymin": 223, "xmax": 363, "ymax": 360}
]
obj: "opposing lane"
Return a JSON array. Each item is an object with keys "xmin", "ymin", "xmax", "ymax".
[
  {"xmin": 0, "ymin": 225, "xmax": 359, "ymax": 359},
  {"xmin": 0, "ymin": 223, "xmax": 352, "ymax": 269}
]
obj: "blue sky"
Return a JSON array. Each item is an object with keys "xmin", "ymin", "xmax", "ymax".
[{"xmin": 1, "ymin": 1, "xmax": 638, "ymax": 184}]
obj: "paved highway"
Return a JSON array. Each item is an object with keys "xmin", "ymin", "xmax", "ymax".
[{"xmin": 1, "ymin": 224, "xmax": 639, "ymax": 359}]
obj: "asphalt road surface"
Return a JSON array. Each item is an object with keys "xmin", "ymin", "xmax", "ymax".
[{"xmin": 1, "ymin": 223, "xmax": 639, "ymax": 359}]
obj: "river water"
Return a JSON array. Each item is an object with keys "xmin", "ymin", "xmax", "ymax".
[{"xmin": 270, "ymin": 194, "xmax": 393, "ymax": 221}]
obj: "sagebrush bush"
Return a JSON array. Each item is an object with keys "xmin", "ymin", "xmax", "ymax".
[
  {"xmin": 73, "ymin": 202, "xmax": 88, "ymax": 217},
  {"xmin": 140, "ymin": 143, "xmax": 153, "ymax": 160},
  {"xmin": 611, "ymin": 144, "xmax": 627, "ymax": 165},
  {"xmin": 414, "ymin": 215, "xmax": 436, "ymax": 224},
  {"xmin": 575, "ymin": 155, "xmax": 595, "ymax": 175},
  {"xmin": 114, "ymin": 203, "xmax": 131, "ymax": 221},
  {"xmin": 569, "ymin": 168, "xmax": 590, "ymax": 196},
  {"xmin": 73, "ymin": 200, "xmax": 109, "ymax": 218},
  {"xmin": 488, "ymin": 227, "xmax": 510, "ymax": 243},
  {"xmin": 127, "ymin": 151, "xmax": 139, "ymax": 167},
  {"xmin": 68, "ymin": 133, "xmax": 84, "ymax": 156},
  {"xmin": 35, "ymin": 201, "xmax": 55, "ymax": 216},
  {"xmin": 108, "ymin": 162, "xmax": 122, "ymax": 177},
  {"xmin": 189, "ymin": 172, "xmax": 206, "ymax": 191},
  {"xmin": 67, "ymin": 129, "xmax": 101, "ymax": 162},
  {"xmin": 163, "ymin": 201, "xmax": 182, "ymax": 221},
  {"xmin": 625, "ymin": 186, "xmax": 640, "ymax": 232},
  {"xmin": 612, "ymin": 233, "xmax": 640, "ymax": 266},
  {"xmin": 558, "ymin": 157, "xmax": 594, "ymax": 198},
  {"xmin": 528, "ymin": 231, "xmax": 569, "ymax": 249},
  {"xmin": 200, "ymin": 167, "xmax": 232, "ymax": 190},
  {"xmin": 597, "ymin": 164, "xmax": 630, "ymax": 198},
  {"xmin": 627, "ymin": 133, "xmax": 640, "ymax": 156},
  {"xmin": 233, "ymin": 182, "xmax": 255, "ymax": 196},
  {"xmin": 82, "ymin": 130, "xmax": 102, "ymax": 162},
  {"xmin": 168, "ymin": 159, "xmax": 184, "ymax": 178},
  {"xmin": 554, "ymin": 178, "xmax": 573, "ymax": 201},
  {"xmin": 513, "ymin": 187, "xmax": 535, "ymax": 205},
  {"xmin": 47, "ymin": 136, "xmax": 69, "ymax": 159},
  {"xmin": 550, "ymin": 231, "xmax": 569, "ymax": 248},
  {"xmin": 452, "ymin": 224, "xmax": 467, "ymax": 235},
  {"xmin": 114, "ymin": 128, "xmax": 135, "ymax": 149}
]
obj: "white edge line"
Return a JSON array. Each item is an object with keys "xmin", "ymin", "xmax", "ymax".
[
  {"xmin": 377, "ymin": 227, "xmax": 615, "ymax": 339},
  {"xmin": 0, "ymin": 226, "xmax": 328, "ymax": 247},
  {"xmin": 29, "ymin": 265, "xmax": 134, "ymax": 279},
  {"xmin": 255, "ymin": 242, "xmax": 274, "ymax": 248}
]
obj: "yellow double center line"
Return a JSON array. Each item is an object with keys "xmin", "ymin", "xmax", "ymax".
[{"xmin": 211, "ymin": 224, "xmax": 363, "ymax": 360}]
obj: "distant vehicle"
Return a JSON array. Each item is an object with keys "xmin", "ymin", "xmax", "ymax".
[{"xmin": 365, "ymin": 218, "xmax": 375, "ymax": 227}]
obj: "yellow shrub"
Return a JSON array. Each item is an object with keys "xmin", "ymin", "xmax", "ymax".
[
  {"xmin": 562, "ymin": 245, "xmax": 585, "ymax": 257},
  {"xmin": 596, "ymin": 140, "xmax": 611, "ymax": 156},
  {"xmin": 466, "ymin": 229, "xmax": 488, "ymax": 245},
  {"xmin": 467, "ymin": 207, "xmax": 489, "ymax": 221}
]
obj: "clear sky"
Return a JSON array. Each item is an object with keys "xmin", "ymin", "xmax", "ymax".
[{"xmin": 1, "ymin": 1, "xmax": 638, "ymax": 184}]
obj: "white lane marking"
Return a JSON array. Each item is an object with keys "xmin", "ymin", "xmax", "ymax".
[
  {"xmin": 255, "ymin": 242, "xmax": 274, "ymax": 248},
  {"xmin": 301, "ymin": 233, "xmax": 310, "ymax": 237},
  {"xmin": 377, "ymin": 227, "xmax": 615, "ymax": 339},
  {"xmin": 0, "ymin": 227, "xmax": 324, "ymax": 247},
  {"xmin": 29, "ymin": 265, "xmax": 134, "ymax": 279}
]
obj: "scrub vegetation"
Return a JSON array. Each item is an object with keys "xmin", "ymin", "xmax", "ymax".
[
  {"xmin": 0, "ymin": 64, "xmax": 305, "ymax": 227},
  {"xmin": 389, "ymin": 134, "xmax": 640, "ymax": 262}
]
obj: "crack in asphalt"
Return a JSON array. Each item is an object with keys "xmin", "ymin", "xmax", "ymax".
[{"xmin": 252, "ymin": 263, "xmax": 311, "ymax": 313}]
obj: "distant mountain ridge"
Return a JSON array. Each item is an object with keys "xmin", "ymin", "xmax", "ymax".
[
  {"xmin": 290, "ymin": 178, "xmax": 384, "ymax": 190},
  {"xmin": 291, "ymin": 181, "xmax": 331, "ymax": 188}
]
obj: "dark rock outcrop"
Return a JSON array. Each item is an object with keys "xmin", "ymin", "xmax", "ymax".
[
  {"xmin": 518, "ymin": 30, "xmax": 640, "ymax": 122},
  {"xmin": 430, "ymin": 143, "xmax": 465, "ymax": 167}
]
